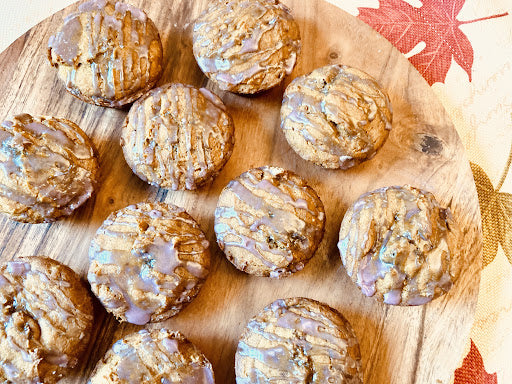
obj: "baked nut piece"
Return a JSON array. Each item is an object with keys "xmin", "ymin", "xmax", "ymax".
[
  {"xmin": 89, "ymin": 329, "xmax": 215, "ymax": 383},
  {"xmin": 88, "ymin": 202, "xmax": 210, "ymax": 325},
  {"xmin": 281, "ymin": 64, "xmax": 393, "ymax": 169},
  {"xmin": 235, "ymin": 297, "xmax": 363, "ymax": 383},
  {"xmin": 215, "ymin": 166, "xmax": 325, "ymax": 278},
  {"xmin": 338, "ymin": 185, "xmax": 457, "ymax": 306},
  {"xmin": 0, "ymin": 256, "xmax": 94, "ymax": 384},
  {"xmin": 193, "ymin": 0, "xmax": 301, "ymax": 94},
  {"xmin": 121, "ymin": 83, "xmax": 235, "ymax": 190},
  {"xmin": 48, "ymin": 0, "xmax": 163, "ymax": 108},
  {"xmin": 0, "ymin": 114, "xmax": 99, "ymax": 223}
]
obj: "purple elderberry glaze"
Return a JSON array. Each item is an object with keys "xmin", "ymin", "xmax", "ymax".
[{"xmin": 6, "ymin": 261, "xmax": 31, "ymax": 277}]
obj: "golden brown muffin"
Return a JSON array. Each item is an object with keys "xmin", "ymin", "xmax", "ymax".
[
  {"xmin": 89, "ymin": 329, "xmax": 215, "ymax": 383},
  {"xmin": 0, "ymin": 114, "xmax": 99, "ymax": 223},
  {"xmin": 235, "ymin": 297, "xmax": 363, "ymax": 383},
  {"xmin": 48, "ymin": 0, "xmax": 163, "ymax": 108},
  {"xmin": 88, "ymin": 202, "xmax": 210, "ymax": 325},
  {"xmin": 0, "ymin": 256, "xmax": 94, "ymax": 383},
  {"xmin": 281, "ymin": 64, "xmax": 393, "ymax": 169},
  {"xmin": 193, "ymin": 0, "xmax": 301, "ymax": 94},
  {"xmin": 121, "ymin": 83, "xmax": 235, "ymax": 190},
  {"xmin": 338, "ymin": 186, "xmax": 458, "ymax": 306},
  {"xmin": 214, "ymin": 166, "xmax": 325, "ymax": 278}
]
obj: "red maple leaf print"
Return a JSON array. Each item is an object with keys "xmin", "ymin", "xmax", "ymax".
[
  {"xmin": 358, "ymin": 0, "xmax": 509, "ymax": 85},
  {"xmin": 454, "ymin": 340, "xmax": 498, "ymax": 384}
]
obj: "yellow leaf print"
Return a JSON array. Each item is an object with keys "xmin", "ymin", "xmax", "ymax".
[{"xmin": 471, "ymin": 150, "xmax": 512, "ymax": 267}]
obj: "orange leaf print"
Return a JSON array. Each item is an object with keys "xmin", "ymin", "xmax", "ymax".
[
  {"xmin": 454, "ymin": 340, "xmax": 497, "ymax": 384},
  {"xmin": 357, "ymin": 0, "xmax": 508, "ymax": 85}
]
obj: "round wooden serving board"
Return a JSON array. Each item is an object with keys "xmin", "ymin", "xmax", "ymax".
[{"xmin": 0, "ymin": 1, "xmax": 482, "ymax": 383}]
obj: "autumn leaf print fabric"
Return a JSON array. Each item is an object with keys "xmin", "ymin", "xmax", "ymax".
[
  {"xmin": 454, "ymin": 340, "xmax": 498, "ymax": 384},
  {"xmin": 357, "ymin": 0, "xmax": 507, "ymax": 85},
  {"xmin": 472, "ymin": 162, "xmax": 512, "ymax": 267},
  {"xmin": 324, "ymin": 0, "xmax": 510, "ymax": 382}
]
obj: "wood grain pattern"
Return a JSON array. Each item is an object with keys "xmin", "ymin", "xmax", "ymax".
[{"xmin": 0, "ymin": 1, "xmax": 482, "ymax": 383}]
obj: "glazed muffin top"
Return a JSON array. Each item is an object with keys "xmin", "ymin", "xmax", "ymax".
[
  {"xmin": 193, "ymin": 0, "xmax": 301, "ymax": 94},
  {"xmin": 0, "ymin": 114, "xmax": 98, "ymax": 223},
  {"xmin": 338, "ymin": 185, "xmax": 458, "ymax": 306},
  {"xmin": 215, "ymin": 166, "xmax": 325, "ymax": 278},
  {"xmin": 121, "ymin": 84, "xmax": 235, "ymax": 190},
  {"xmin": 236, "ymin": 297, "xmax": 363, "ymax": 383},
  {"xmin": 89, "ymin": 329, "xmax": 215, "ymax": 384},
  {"xmin": 88, "ymin": 202, "xmax": 210, "ymax": 325},
  {"xmin": 0, "ymin": 256, "xmax": 94, "ymax": 384},
  {"xmin": 48, "ymin": 0, "xmax": 163, "ymax": 107},
  {"xmin": 281, "ymin": 64, "xmax": 393, "ymax": 169}
]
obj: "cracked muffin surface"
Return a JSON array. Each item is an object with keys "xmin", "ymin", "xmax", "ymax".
[
  {"xmin": 281, "ymin": 64, "xmax": 392, "ymax": 169},
  {"xmin": 89, "ymin": 329, "xmax": 215, "ymax": 384},
  {"xmin": 235, "ymin": 297, "xmax": 363, "ymax": 383},
  {"xmin": 193, "ymin": 0, "xmax": 301, "ymax": 94},
  {"xmin": 214, "ymin": 166, "xmax": 325, "ymax": 278},
  {"xmin": 48, "ymin": 0, "xmax": 163, "ymax": 108},
  {"xmin": 0, "ymin": 256, "xmax": 94, "ymax": 383},
  {"xmin": 88, "ymin": 202, "xmax": 210, "ymax": 325},
  {"xmin": 338, "ymin": 185, "xmax": 458, "ymax": 306},
  {"xmin": 121, "ymin": 83, "xmax": 235, "ymax": 190},
  {"xmin": 0, "ymin": 113, "xmax": 99, "ymax": 223}
]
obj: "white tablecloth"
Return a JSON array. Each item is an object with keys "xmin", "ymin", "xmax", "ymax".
[{"xmin": 0, "ymin": 0, "xmax": 74, "ymax": 52}]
